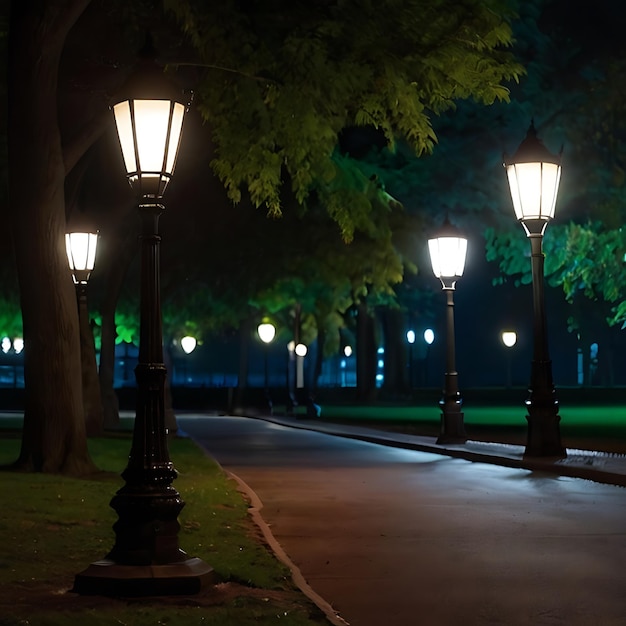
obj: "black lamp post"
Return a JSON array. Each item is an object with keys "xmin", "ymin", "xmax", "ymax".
[
  {"xmin": 504, "ymin": 122, "xmax": 566, "ymax": 458},
  {"xmin": 406, "ymin": 330, "xmax": 415, "ymax": 390},
  {"xmin": 66, "ymin": 230, "xmax": 100, "ymax": 435},
  {"xmin": 257, "ymin": 321, "xmax": 276, "ymax": 414},
  {"xmin": 428, "ymin": 218, "xmax": 468, "ymax": 444},
  {"xmin": 501, "ymin": 330, "xmax": 517, "ymax": 389},
  {"xmin": 74, "ymin": 47, "xmax": 214, "ymax": 596}
]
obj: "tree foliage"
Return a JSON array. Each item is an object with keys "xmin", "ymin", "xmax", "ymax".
[
  {"xmin": 484, "ymin": 0, "xmax": 626, "ymax": 336},
  {"xmin": 165, "ymin": 0, "xmax": 523, "ymax": 241}
]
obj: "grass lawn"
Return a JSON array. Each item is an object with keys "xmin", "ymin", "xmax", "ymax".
[
  {"xmin": 309, "ymin": 403, "xmax": 626, "ymax": 452},
  {"xmin": 0, "ymin": 429, "xmax": 331, "ymax": 626}
]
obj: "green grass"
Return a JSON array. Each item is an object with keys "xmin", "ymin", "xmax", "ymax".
[
  {"xmin": 0, "ymin": 433, "xmax": 329, "ymax": 626},
  {"xmin": 310, "ymin": 403, "xmax": 626, "ymax": 451}
]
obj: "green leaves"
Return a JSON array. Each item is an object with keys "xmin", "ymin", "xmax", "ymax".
[{"xmin": 167, "ymin": 0, "xmax": 522, "ymax": 236}]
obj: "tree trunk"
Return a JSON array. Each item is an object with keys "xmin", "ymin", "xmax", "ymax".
[
  {"xmin": 99, "ymin": 228, "xmax": 136, "ymax": 429},
  {"xmin": 380, "ymin": 308, "xmax": 408, "ymax": 396},
  {"xmin": 235, "ymin": 316, "xmax": 252, "ymax": 408},
  {"xmin": 77, "ymin": 287, "xmax": 103, "ymax": 436},
  {"xmin": 312, "ymin": 326, "xmax": 325, "ymax": 392},
  {"xmin": 7, "ymin": 0, "xmax": 96, "ymax": 475},
  {"xmin": 356, "ymin": 302, "xmax": 377, "ymax": 402}
]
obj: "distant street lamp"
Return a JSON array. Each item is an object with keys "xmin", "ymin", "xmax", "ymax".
[
  {"xmin": 181, "ymin": 335, "xmax": 197, "ymax": 355},
  {"xmin": 504, "ymin": 122, "xmax": 566, "ymax": 458},
  {"xmin": 257, "ymin": 322, "xmax": 276, "ymax": 414},
  {"xmin": 295, "ymin": 342, "xmax": 307, "ymax": 392},
  {"xmin": 501, "ymin": 330, "xmax": 517, "ymax": 388},
  {"xmin": 406, "ymin": 330, "xmax": 415, "ymax": 390},
  {"xmin": 74, "ymin": 42, "xmax": 213, "ymax": 596},
  {"xmin": 66, "ymin": 231, "xmax": 98, "ymax": 286},
  {"xmin": 423, "ymin": 328, "xmax": 434, "ymax": 388},
  {"xmin": 179, "ymin": 335, "xmax": 197, "ymax": 386},
  {"xmin": 66, "ymin": 230, "xmax": 100, "ymax": 434},
  {"xmin": 428, "ymin": 218, "xmax": 468, "ymax": 444}
]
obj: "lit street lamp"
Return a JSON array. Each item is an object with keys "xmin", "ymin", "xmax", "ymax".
[
  {"xmin": 181, "ymin": 335, "xmax": 197, "ymax": 355},
  {"xmin": 501, "ymin": 330, "xmax": 517, "ymax": 388},
  {"xmin": 406, "ymin": 330, "xmax": 415, "ymax": 390},
  {"xmin": 423, "ymin": 328, "xmax": 434, "ymax": 387},
  {"xmin": 74, "ymin": 43, "xmax": 213, "ymax": 595},
  {"xmin": 257, "ymin": 322, "xmax": 276, "ymax": 414},
  {"xmin": 504, "ymin": 122, "xmax": 566, "ymax": 458},
  {"xmin": 428, "ymin": 218, "xmax": 468, "ymax": 444},
  {"xmin": 295, "ymin": 342, "xmax": 307, "ymax": 393},
  {"xmin": 66, "ymin": 230, "xmax": 100, "ymax": 435},
  {"xmin": 179, "ymin": 335, "xmax": 197, "ymax": 386}
]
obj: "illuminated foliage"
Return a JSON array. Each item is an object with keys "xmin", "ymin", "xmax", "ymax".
[{"xmin": 165, "ymin": 0, "xmax": 523, "ymax": 241}]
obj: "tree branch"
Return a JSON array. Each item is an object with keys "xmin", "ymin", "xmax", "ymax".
[{"xmin": 63, "ymin": 108, "xmax": 110, "ymax": 176}]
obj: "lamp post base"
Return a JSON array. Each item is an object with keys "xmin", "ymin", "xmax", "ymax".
[
  {"xmin": 524, "ymin": 409, "xmax": 566, "ymax": 458},
  {"xmin": 436, "ymin": 410, "xmax": 467, "ymax": 445},
  {"xmin": 73, "ymin": 557, "xmax": 215, "ymax": 597}
]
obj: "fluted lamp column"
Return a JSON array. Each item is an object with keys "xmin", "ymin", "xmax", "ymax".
[
  {"xmin": 73, "ymin": 44, "xmax": 214, "ymax": 596},
  {"xmin": 504, "ymin": 122, "xmax": 566, "ymax": 458},
  {"xmin": 428, "ymin": 218, "xmax": 468, "ymax": 444}
]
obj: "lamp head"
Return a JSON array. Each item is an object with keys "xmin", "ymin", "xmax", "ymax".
[
  {"xmin": 428, "ymin": 216, "xmax": 468, "ymax": 290},
  {"xmin": 111, "ymin": 35, "xmax": 191, "ymax": 202},
  {"xmin": 66, "ymin": 231, "xmax": 99, "ymax": 284},
  {"xmin": 504, "ymin": 121, "xmax": 562, "ymax": 237}
]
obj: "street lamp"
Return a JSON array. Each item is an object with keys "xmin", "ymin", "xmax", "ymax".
[
  {"xmin": 501, "ymin": 330, "xmax": 517, "ymax": 388},
  {"xmin": 181, "ymin": 335, "xmax": 197, "ymax": 355},
  {"xmin": 428, "ymin": 217, "xmax": 468, "ymax": 444},
  {"xmin": 504, "ymin": 122, "xmax": 566, "ymax": 458},
  {"xmin": 406, "ymin": 330, "xmax": 415, "ymax": 389},
  {"xmin": 295, "ymin": 342, "xmax": 307, "ymax": 393},
  {"xmin": 257, "ymin": 322, "xmax": 276, "ymax": 414},
  {"xmin": 423, "ymin": 328, "xmax": 434, "ymax": 387},
  {"xmin": 66, "ymin": 231, "xmax": 98, "ymax": 286},
  {"xmin": 66, "ymin": 230, "xmax": 100, "ymax": 435},
  {"xmin": 74, "ymin": 43, "xmax": 213, "ymax": 596}
]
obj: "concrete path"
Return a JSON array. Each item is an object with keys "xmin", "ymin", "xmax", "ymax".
[{"xmin": 179, "ymin": 414, "xmax": 626, "ymax": 626}]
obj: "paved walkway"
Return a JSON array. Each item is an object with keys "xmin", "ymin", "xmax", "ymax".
[
  {"xmin": 245, "ymin": 413, "xmax": 626, "ymax": 488},
  {"xmin": 181, "ymin": 413, "xmax": 626, "ymax": 626}
]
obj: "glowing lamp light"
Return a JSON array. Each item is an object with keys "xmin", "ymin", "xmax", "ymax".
[
  {"xmin": 13, "ymin": 338, "xmax": 24, "ymax": 354},
  {"xmin": 406, "ymin": 330, "xmax": 416, "ymax": 344},
  {"xmin": 501, "ymin": 331, "xmax": 517, "ymax": 348},
  {"xmin": 295, "ymin": 343, "xmax": 307, "ymax": 357},
  {"xmin": 1, "ymin": 337, "xmax": 10, "ymax": 353},
  {"xmin": 504, "ymin": 121, "xmax": 562, "ymax": 237},
  {"xmin": 257, "ymin": 323, "xmax": 276, "ymax": 345},
  {"xmin": 424, "ymin": 329, "xmax": 435, "ymax": 345},
  {"xmin": 344, "ymin": 346, "xmax": 353, "ymax": 358},
  {"xmin": 180, "ymin": 335, "xmax": 197, "ymax": 354},
  {"xmin": 111, "ymin": 48, "xmax": 189, "ymax": 201},
  {"xmin": 428, "ymin": 218, "xmax": 468, "ymax": 290},
  {"xmin": 66, "ymin": 231, "xmax": 98, "ymax": 284}
]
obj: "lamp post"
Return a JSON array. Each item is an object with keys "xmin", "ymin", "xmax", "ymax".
[
  {"xmin": 180, "ymin": 335, "xmax": 197, "ymax": 386},
  {"xmin": 257, "ymin": 322, "xmax": 276, "ymax": 414},
  {"xmin": 423, "ymin": 328, "xmax": 434, "ymax": 387},
  {"xmin": 504, "ymin": 122, "xmax": 566, "ymax": 458},
  {"xmin": 428, "ymin": 218, "xmax": 468, "ymax": 444},
  {"xmin": 66, "ymin": 230, "xmax": 100, "ymax": 435},
  {"xmin": 406, "ymin": 330, "xmax": 415, "ymax": 390},
  {"xmin": 74, "ymin": 44, "xmax": 213, "ymax": 596},
  {"xmin": 501, "ymin": 330, "xmax": 517, "ymax": 388}
]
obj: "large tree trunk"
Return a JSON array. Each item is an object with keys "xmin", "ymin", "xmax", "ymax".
[
  {"xmin": 356, "ymin": 302, "xmax": 377, "ymax": 402},
  {"xmin": 7, "ymin": 0, "xmax": 96, "ymax": 474}
]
